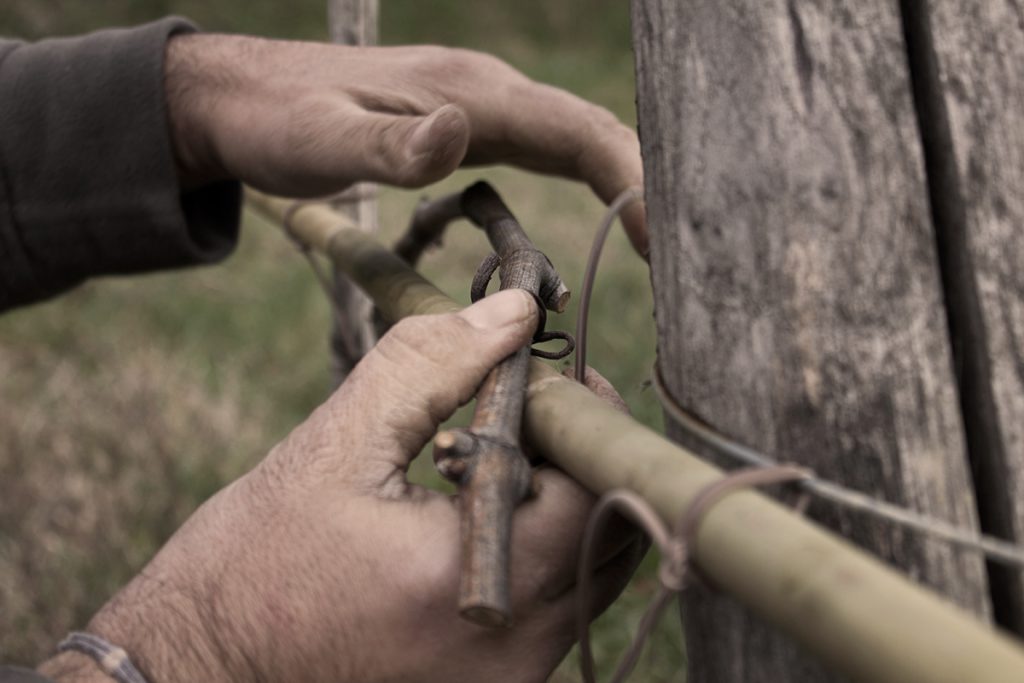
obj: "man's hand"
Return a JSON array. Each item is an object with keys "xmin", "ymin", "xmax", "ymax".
[
  {"xmin": 164, "ymin": 35, "xmax": 647, "ymax": 255},
  {"xmin": 40, "ymin": 290, "xmax": 642, "ymax": 683}
]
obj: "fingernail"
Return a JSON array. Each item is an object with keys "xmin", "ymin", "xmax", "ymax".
[{"xmin": 459, "ymin": 289, "xmax": 537, "ymax": 330}]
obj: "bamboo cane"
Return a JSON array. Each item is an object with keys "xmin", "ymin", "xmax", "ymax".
[{"xmin": 247, "ymin": 189, "xmax": 1024, "ymax": 683}]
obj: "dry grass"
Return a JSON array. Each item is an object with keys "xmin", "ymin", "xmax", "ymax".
[{"xmin": 0, "ymin": 340, "xmax": 271, "ymax": 663}]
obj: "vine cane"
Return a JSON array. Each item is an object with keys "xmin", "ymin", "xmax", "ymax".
[{"xmin": 432, "ymin": 181, "xmax": 573, "ymax": 627}]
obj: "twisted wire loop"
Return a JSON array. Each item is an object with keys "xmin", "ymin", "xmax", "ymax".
[
  {"xmin": 530, "ymin": 330, "xmax": 576, "ymax": 360},
  {"xmin": 469, "ymin": 248, "xmax": 576, "ymax": 360},
  {"xmin": 576, "ymin": 467, "xmax": 811, "ymax": 683}
]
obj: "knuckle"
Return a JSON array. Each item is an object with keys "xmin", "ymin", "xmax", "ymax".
[
  {"xmin": 366, "ymin": 115, "xmax": 413, "ymax": 161},
  {"xmin": 380, "ymin": 315, "xmax": 496, "ymax": 403},
  {"xmin": 590, "ymin": 104, "xmax": 625, "ymax": 131},
  {"xmin": 391, "ymin": 312, "xmax": 472, "ymax": 341},
  {"xmin": 417, "ymin": 46, "xmax": 520, "ymax": 84},
  {"xmin": 459, "ymin": 49, "xmax": 517, "ymax": 77},
  {"xmin": 582, "ymin": 109, "xmax": 634, "ymax": 156},
  {"xmin": 377, "ymin": 313, "xmax": 472, "ymax": 366},
  {"xmin": 384, "ymin": 314, "xmax": 441, "ymax": 346},
  {"xmin": 404, "ymin": 44, "xmax": 454, "ymax": 67}
]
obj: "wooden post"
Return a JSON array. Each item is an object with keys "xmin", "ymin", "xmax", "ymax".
[
  {"xmin": 902, "ymin": 0, "xmax": 1024, "ymax": 634},
  {"xmin": 325, "ymin": 0, "xmax": 379, "ymax": 382},
  {"xmin": 631, "ymin": 1, "xmax": 995, "ymax": 679}
]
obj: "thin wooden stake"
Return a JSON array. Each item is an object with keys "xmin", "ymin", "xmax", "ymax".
[{"xmin": 324, "ymin": 0, "xmax": 379, "ymax": 384}]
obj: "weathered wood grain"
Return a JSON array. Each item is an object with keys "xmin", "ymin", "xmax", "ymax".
[
  {"xmin": 631, "ymin": 1, "xmax": 991, "ymax": 680},
  {"xmin": 912, "ymin": 0, "xmax": 1024, "ymax": 632}
]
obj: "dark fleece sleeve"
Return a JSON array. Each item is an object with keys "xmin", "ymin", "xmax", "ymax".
[
  {"xmin": 0, "ymin": 667, "xmax": 53, "ymax": 682},
  {"xmin": 0, "ymin": 18, "xmax": 241, "ymax": 312}
]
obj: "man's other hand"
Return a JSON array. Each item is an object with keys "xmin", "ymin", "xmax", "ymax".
[{"xmin": 164, "ymin": 35, "xmax": 647, "ymax": 255}]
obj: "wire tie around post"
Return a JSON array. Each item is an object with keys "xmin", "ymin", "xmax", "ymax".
[{"xmin": 576, "ymin": 466, "xmax": 811, "ymax": 683}]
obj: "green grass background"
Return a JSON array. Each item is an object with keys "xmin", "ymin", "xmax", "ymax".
[{"xmin": 0, "ymin": 2, "xmax": 683, "ymax": 679}]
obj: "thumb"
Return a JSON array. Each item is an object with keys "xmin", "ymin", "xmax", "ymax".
[
  {"xmin": 331, "ymin": 103, "xmax": 470, "ymax": 189},
  {"xmin": 286, "ymin": 289, "xmax": 538, "ymax": 492}
]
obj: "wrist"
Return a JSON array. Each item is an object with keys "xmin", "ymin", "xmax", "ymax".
[
  {"xmin": 76, "ymin": 572, "xmax": 237, "ymax": 683},
  {"xmin": 37, "ymin": 652, "xmax": 108, "ymax": 683},
  {"xmin": 164, "ymin": 34, "xmax": 230, "ymax": 189}
]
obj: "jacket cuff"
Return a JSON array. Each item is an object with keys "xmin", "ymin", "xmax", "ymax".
[
  {"xmin": 0, "ymin": 668, "xmax": 53, "ymax": 683},
  {"xmin": 0, "ymin": 17, "xmax": 241, "ymax": 310}
]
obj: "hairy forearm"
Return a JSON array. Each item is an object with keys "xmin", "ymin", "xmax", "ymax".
[{"xmin": 164, "ymin": 33, "xmax": 248, "ymax": 190}]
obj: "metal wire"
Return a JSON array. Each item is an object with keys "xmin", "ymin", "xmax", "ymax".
[
  {"xmin": 651, "ymin": 365, "xmax": 1024, "ymax": 570},
  {"xmin": 574, "ymin": 187, "xmax": 644, "ymax": 382},
  {"xmin": 576, "ymin": 490, "xmax": 676, "ymax": 683},
  {"xmin": 577, "ymin": 467, "xmax": 811, "ymax": 683}
]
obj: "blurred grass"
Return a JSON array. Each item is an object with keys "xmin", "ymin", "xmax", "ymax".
[{"xmin": 0, "ymin": 1, "xmax": 682, "ymax": 679}]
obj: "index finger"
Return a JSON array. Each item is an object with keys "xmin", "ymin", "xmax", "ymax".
[{"xmin": 458, "ymin": 77, "xmax": 648, "ymax": 256}]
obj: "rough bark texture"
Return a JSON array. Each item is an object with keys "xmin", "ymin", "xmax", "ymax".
[
  {"xmin": 909, "ymin": 0, "xmax": 1024, "ymax": 633},
  {"xmin": 631, "ymin": 1, "xmax": 991, "ymax": 680},
  {"xmin": 326, "ymin": 0, "xmax": 379, "ymax": 383}
]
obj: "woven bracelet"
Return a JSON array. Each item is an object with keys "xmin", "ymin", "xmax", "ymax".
[{"xmin": 57, "ymin": 633, "xmax": 150, "ymax": 683}]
